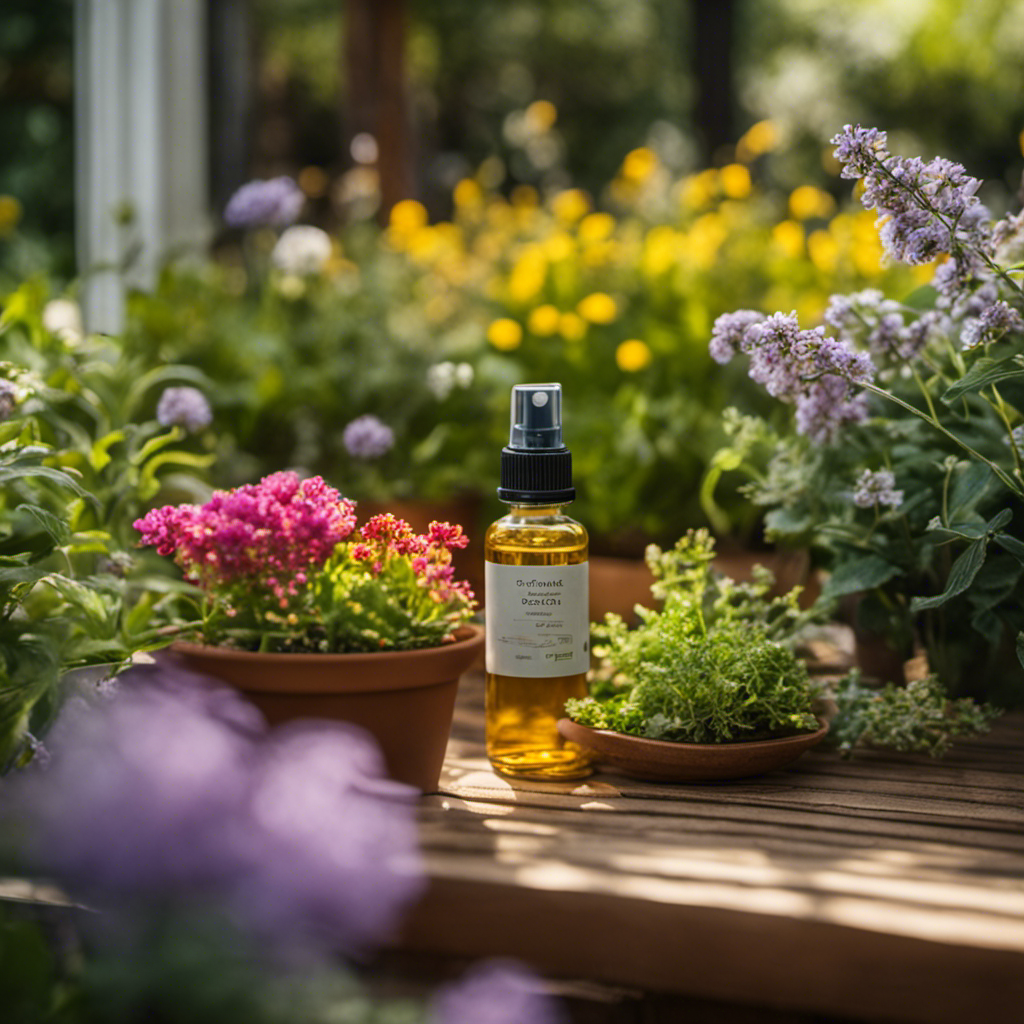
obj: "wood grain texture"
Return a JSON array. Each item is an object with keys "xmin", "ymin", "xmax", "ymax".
[{"xmin": 397, "ymin": 669, "xmax": 1024, "ymax": 1024}]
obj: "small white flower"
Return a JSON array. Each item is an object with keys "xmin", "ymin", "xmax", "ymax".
[
  {"xmin": 271, "ymin": 225, "xmax": 333, "ymax": 276},
  {"xmin": 426, "ymin": 361, "xmax": 457, "ymax": 400},
  {"xmin": 454, "ymin": 362, "xmax": 474, "ymax": 388},
  {"xmin": 42, "ymin": 298, "xmax": 83, "ymax": 345}
]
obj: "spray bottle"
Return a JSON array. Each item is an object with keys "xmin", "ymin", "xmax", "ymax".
[{"xmin": 484, "ymin": 383, "xmax": 593, "ymax": 780}]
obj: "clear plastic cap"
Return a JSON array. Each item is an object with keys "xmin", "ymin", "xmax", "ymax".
[{"xmin": 508, "ymin": 383, "xmax": 564, "ymax": 450}]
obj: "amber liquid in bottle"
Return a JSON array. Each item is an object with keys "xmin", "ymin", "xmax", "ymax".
[{"xmin": 485, "ymin": 505, "xmax": 593, "ymax": 780}]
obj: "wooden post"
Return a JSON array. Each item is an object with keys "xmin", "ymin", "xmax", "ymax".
[
  {"xmin": 74, "ymin": 0, "xmax": 209, "ymax": 333},
  {"xmin": 691, "ymin": 0, "xmax": 736, "ymax": 162},
  {"xmin": 343, "ymin": 0, "xmax": 414, "ymax": 219}
]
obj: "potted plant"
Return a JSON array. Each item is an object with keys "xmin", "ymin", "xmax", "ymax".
[
  {"xmin": 560, "ymin": 529, "xmax": 993, "ymax": 779},
  {"xmin": 559, "ymin": 530, "xmax": 829, "ymax": 780},
  {"xmin": 707, "ymin": 124, "xmax": 1024, "ymax": 707},
  {"xmin": 134, "ymin": 471, "xmax": 482, "ymax": 790}
]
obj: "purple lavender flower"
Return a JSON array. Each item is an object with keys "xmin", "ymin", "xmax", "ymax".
[
  {"xmin": 960, "ymin": 300, "xmax": 1024, "ymax": 350},
  {"xmin": 831, "ymin": 125, "xmax": 990, "ymax": 266},
  {"xmin": 852, "ymin": 468, "xmax": 903, "ymax": 509},
  {"xmin": 11, "ymin": 668, "xmax": 424, "ymax": 959},
  {"xmin": 824, "ymin": 291, "xmax": 940, "ymax": 364},
  {"xmin": 0, "ymin": 379, "xmax": 18, "ymax": 421},
  {"xmin": 156, "ymin": 386, "xmax": 213, "ymax": 433},
  {"xmin": 343, "ymin": 415, "xmax": 395, "ymax": 459},
  {"xmin": 831, "ymin": 125, "xmax": 888, "ymax": 179},
  {"xmin": 224, "ymin": 176, "xmax": 304, "ymax": 228},
  {"xmin": 20, "ymin": 678, "xmax": 259, "ymax": 897},
  {"xmin": 795, "ymin": 376, "xmax": 871, "ymax": 445},
  {"xmin": 429, "ymin": 961, "xmax": 566, "ymax": 1024},
  {"xmin": 710, "ymin": 310, "xmax": 875, "ymax": 444},
  {"xmin": 231, "ymin": 721, "xmax": 424, "ymax": 957},
  {"xmin": 709, "ymin": 310, "xmax": 765, "ymax": 364}
]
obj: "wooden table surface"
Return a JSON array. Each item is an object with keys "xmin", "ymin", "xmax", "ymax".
[{"xmin": 398, "ymin": 671, "xmax": 1024, "ymax": 1024}]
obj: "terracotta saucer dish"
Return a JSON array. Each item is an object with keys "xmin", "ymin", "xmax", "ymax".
[{"xmin": 557, "ymin": 717, "xmax": 829, "ymax": 782}]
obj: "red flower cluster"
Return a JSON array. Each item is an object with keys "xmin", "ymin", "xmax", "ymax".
[{"xmin": 352, "ymin": 514, "xmax": 473, "ymax": 603}]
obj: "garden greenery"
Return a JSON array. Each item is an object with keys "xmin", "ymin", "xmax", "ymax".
[
  {"xmin": 709, "ymin": 124, "xmax": 1024, "ymax": 706},
  {"xmin": 566, "ymin": 530, "xmax": 820, "ymax": 743}
]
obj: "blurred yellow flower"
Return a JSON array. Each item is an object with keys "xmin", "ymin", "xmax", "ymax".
[
  {"xmin": 390, "ymin": 199, "xmax": 428, "ymax": 233},
  {"xmin": 559, "ymin": 312, "xmax": 587, "ymax": 341},
  {"xmin": 528, "ymin": 304, "xmax": 561, "ymax": 336},
  {"xmin": 643, "ymin": 225, "xmax": 679, "ymax": 277},
  {"xmin": 0, "ymin": 195, "xmax": 22, "ymax": 235},
  {"xmin": 578, "ymin": 212, "xmax": 616, "ymax": 244},
  {"xmin": 735, "ymin": 120, "xmax": 778, "ymax": 163},
  {"xmin": 789, "ymin": 185, "xmax": 835, "ymax": 221},
  {"xmin": 807, "ymin": 229, "xmax": 839, "ymax": 273},
  {"xmin": 686, "ymin": 212, "xmax": 728, "ymax": 269},
  {"xmin": 772, "ymin": 219, "xmax": 805, "ymax": 259},
  {"xmin": 551, "ymin": 188, "xmax": 591, "ymax": 225},
  {"xmin": 543, "ymin": 232, "xmax": 575, "ymax": 262},
  {"xmin": 487, "ymin": 318, "xmax": 523, "ymax": 351},
  {"xmin": 852, "ymin": 211, "xmax": 884, "ymax": 275},
  {"xmin": 577, "ymin": 292, "xmax": 618, "ymax": 324},
  {"xmin": 680, "ymin": 169, "xmax": 718, "ymax": 211},
  {"xmin": 620, "ymin": 147, "xmax": 658, "ymax": 184},
  {"xmin": 453, "ymin": 178, "xmax": 484, "ymax": 210},
  {"xmin": 720, "ymin": 164, "xmax": 751, "ymax": 200},
  {"xmin": 508, "ymin": 246, "xmax": 548, "ymax": 303},
  {"xmin": 525, "ymin": 99, "xmax": 558, "ymax": 133},
  {"xmin": 615, "ymin": 339, "xmax": 652, "ymax": 372}
]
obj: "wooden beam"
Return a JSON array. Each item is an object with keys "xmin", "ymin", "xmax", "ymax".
[{"xmin": 343, "ymin": 0, "xmax": 414, "ymax": 220}]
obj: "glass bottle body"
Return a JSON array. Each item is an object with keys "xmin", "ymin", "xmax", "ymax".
[{"xmin": 484, "ymin": 504, "xmax": 593, "ymax": 780}]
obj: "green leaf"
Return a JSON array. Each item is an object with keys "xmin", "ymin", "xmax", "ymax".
[
  {"xmin": 911, "ymin": 537, "xmax": 988, "ymax": 612},
  {"xmin": 995, "ymin": 532, "xmax": 1024, "ymax": 564},
  {"xmin": 941, "ymin": 355, "xmax": 1024, "ymax": 404},
  {"xmin": 15, "ymin": 504, "xmax": 72, "ymax": 547},
  {"xmin": 822, "ymin": 555, "xmax": 902, "ymax": 599},
  {"xmin": 42, "ymin": 576, "xmax": 114, "ymax": 629},
  {"xmin": 137, "ymin": 450, "xmax": 215, "ymax": 498},
  {"xmin": 89, "ymin": 428, "xmax": 126, "ymax": 471},
  {"xmin": 949, "ymin": 462, "xmax": 993, "ymax": 519},
  {"xmin": 129, "ymin": 426, "xmax": 184, "ymax": 467},
  {"xmin": 0, "ymin": 464, "xmax": 96, "ymax": 504},
  {"xmin": 986, "ymin": 508, "xmax": 1013, "ymax": 532}
]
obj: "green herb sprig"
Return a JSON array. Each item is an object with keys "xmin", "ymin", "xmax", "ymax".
[{"xmin": 567, "ymin": 530, "xmax": 820, "ymax": 743}]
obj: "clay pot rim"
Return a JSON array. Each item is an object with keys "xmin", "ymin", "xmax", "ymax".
[
  {"xmin": 557, "ymin": 716, "xmax": 829, "ymax": 782},
  {"xmin": 171, "ymin": 621, "xmax": 483, "ymax": 665}
]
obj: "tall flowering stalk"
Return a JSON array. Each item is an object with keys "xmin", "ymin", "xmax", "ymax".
[
  {"xmin": 135, "ymin": 471, "xmax": 476, "ymax": 652},
  {"xmin": 710, "ymin": 126, "xmax": 1024, "ymax": 699}
]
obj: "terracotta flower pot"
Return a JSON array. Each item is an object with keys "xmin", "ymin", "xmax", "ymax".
[{"xmin": 170, "ymin": 624, "xmax": 485, "ymax": 793}]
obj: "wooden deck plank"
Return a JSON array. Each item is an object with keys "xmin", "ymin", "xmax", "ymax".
[{"xmin": 400, "ymin": 675, "xmax": 1024, "ymax": 1023}]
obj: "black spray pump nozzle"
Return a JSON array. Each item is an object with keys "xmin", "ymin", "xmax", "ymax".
[
  {"xmin": 509, "ymin": 383, "xmax": 564, "ymax": 450},
  {"xmin": 498, "ymin": 382, "xmax": 575, "ymax": 504}
]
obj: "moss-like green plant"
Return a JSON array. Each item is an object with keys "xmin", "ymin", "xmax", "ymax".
[{"xmin": 567, "ymin": 530, "xmax": 819, "ymax": 743}]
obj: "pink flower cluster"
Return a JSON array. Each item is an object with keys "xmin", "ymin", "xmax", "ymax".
[
  {"xmin": 134, "ymin": 472, "xmax": 357, "ymax": 603},
  {"xmin": 351, "ymin": 514, "xmax": 474, "ymax": 605}
]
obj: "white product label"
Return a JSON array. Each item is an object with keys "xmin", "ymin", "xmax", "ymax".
[{"xmin": 485, "ymin": 561, "xmax": 589, "ymax": 677}]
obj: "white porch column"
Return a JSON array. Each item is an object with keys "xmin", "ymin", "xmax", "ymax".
[{"xmin": 75, "ymin": 0, "xmax": 210, "ymax": 334}]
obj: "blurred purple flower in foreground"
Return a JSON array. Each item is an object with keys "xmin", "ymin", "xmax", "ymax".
[
  {"xmin": 429, "ymin": 960, "xmax": 566, "ymax": 1024},
  {"xmin": 156, "ymin": 386, "xmax": 213, "ymax": 433},
  {"xmin": 12, "ymin": 662, "xmax": 423, "ymax": 959},
  {"xmin": 224, "ymin": 176, "xmax": 304, "ymax": 228},
  {"xmin": 343, "ymin": 414, "xmax": 395, "ymax": 459}
]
